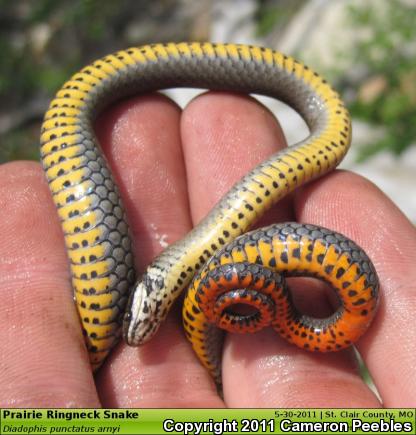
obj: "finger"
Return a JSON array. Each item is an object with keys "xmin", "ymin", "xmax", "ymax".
[
  {"xmin": 295, "ymin": 170, "xmax": 416, "ymax": 407},
  {"xmin": 183, "ymin": 92, "xmax": 292, "ymax": 225},
  {"xmin": 182, "ymin": 92, "xmax": 382, "ymax": 407},
  {"xmin": 181, "ymin": 92, "xmax": 293, "ymax": 400},
  {"xmin": 222, "ymin": 171, "xmax": 385, "ymax": 407},
  {"xmin": 0, "ymin": 161, "xmax": 100, "ymax": 407},
  {"xmin": 94, "ymin": 94, "xmax": 223, "ymax": 407},
  {"xmin": 224, "ymin": 333, "xmax": 378, "ymax": 407},
  {"xmin": 96, "ymin": 95, "xmax": 194, "ymax": 268}
]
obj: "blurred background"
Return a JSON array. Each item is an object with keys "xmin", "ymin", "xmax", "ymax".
[{"xmin": 0, "ymin": 0, "xmax": 415, "ymax": 222}]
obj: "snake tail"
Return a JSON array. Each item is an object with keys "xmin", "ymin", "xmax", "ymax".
[{"xmin": 183, "ymin": 222, "xmax": 379, "ymax": 386}]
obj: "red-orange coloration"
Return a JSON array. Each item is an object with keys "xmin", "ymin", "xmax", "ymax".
[{"xmin": 183, "ymin": 222, "xmax": 379, "ymax": 387}]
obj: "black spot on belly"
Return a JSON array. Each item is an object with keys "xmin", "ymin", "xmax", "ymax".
[
  {"xmin": 325, "ymin": 265, "xmax": 334, "ymax": 274},
  {"xmin": 336, "ymin": 267, "xmax": 345, "ymax": 278}
]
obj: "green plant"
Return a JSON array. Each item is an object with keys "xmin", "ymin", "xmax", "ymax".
[
  {"xmin": 254, "ymin": 0, "xmax": 303, "ymax": 37},
  {"xmin": 343, "ymin": 0, "xmax": 416, "ymax": 160},
  {"xmin": 0, "ymin": 0, "xmax": 187, "ymax": 163}
]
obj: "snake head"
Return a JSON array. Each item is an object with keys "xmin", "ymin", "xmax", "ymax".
[{"xmin": 122, "ymin": 269, "xmax": 165, "ymax": 346}]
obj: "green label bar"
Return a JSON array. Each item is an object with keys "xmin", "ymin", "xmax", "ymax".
[{"xmin": 0, "ymin": 408, "xmax": 415, "ymax": 435}]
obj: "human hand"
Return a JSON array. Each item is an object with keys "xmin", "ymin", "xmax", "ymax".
[{"xmin": 0, "ymin": 92, "xmax": 415, "ymax": 407}]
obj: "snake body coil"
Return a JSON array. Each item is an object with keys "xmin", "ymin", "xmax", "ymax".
[
  {"xmin": 40, "ymin": 42, "xmax": 379, "ymax": 378},
  {"xmin": 184, "ymin": 222, "xmax": 379, "ymax": 386}
]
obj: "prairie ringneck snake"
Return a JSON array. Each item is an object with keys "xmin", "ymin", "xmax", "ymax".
[{"xmin": 40, "ymin": 42, "xmax": 379, "ymax": 383}]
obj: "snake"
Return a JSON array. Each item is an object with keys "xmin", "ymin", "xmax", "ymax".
[{"xmin": 39, "ymin": 42, "xmax": 379, "ymax": 381}]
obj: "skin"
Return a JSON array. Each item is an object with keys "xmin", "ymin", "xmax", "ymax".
[{"xmin": 0, "ymin": 91, "xmax": 415, "ymax": 408}]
